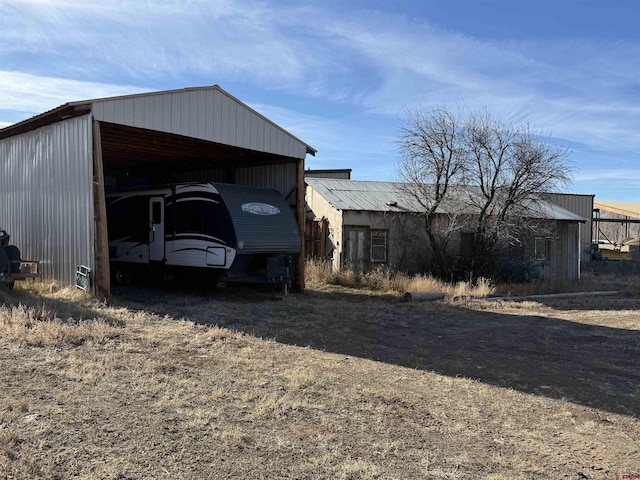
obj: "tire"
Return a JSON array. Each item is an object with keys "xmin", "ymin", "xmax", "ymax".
[
  {"xmin": 3, "ymin": 245, "xmax": 21, "ymax": 273},
  {"xmin": 4, "ymin": 281, "xmax": 14, "ymax": 290},
  {"xmin": 114, "ymin": 268, "xmax": 133, "ymax": 286},
  {"xmin": 0, "ymin": 248, "xmax": 8, "ymax": 274}
]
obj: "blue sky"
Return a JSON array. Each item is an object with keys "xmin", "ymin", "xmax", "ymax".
[{"xmin": 1, "ymin": 0, "xmax": 638, "ymax": 201}]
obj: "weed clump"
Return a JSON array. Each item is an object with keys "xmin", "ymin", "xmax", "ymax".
[{"xmin": 305, "ymin": 259, "xmax": 495, "ymax": 300}]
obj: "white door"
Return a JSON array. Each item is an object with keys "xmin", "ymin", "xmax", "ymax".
[{"xmin": 149, "ymin": 197, "xmax": 165, "ymax": 261}]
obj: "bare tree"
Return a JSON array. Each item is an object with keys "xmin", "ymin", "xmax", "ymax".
[
  {"xmin": 397, "ymin": 106, "xmax": 572, "ymax": 279},
  {"xmin": 396, "ymin": 108, "xmax": 467, "ymax": 275}
]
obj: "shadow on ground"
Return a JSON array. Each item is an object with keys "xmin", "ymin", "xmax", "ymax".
[
  {"xmin": 0, "ymin": 285, "xmax": 125, "ymax": 327},
  {"xmin": 112, "ymin": 284, "xmax": 640, "ymax": 417}
]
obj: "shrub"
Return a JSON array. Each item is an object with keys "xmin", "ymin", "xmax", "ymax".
[{"xmin": 491, "ymin": 257, "xmax": 542, "ymax": 284}]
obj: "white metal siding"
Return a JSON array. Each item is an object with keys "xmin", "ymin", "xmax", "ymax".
[
  {"xmin": 0, "ymin": 115, "xmax": 94, "ymax": 285},
  {"xmin": 91, "ymin": 88, "xmax": 309, "ymax": 159}
]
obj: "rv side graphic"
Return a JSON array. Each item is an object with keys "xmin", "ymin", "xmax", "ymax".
[{"xmin": 106, "ymin": 183, "xmax": 301, "ymax": 285}]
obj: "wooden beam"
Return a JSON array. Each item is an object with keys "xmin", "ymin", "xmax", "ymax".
[
  {"xmin": 593, "ymin": 218, "xmax": 640, "ymax": 224},
  {"xmin": 594, "ymin": 203, "xmax": 640, "ymax": 218},
  {"xmin": 92, "ymin": 120, "xmax": 111, "ymax": 299},
  {"xmin": 295, "ymin": 158, "xmax": 306, "ymax": 291}
]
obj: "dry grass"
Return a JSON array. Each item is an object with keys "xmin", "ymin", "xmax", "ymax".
[
  {"xmin": 0, "ymin": 281, "xmax": 121, "ymax": 347},
  {"xmin": 305, "ymin": 259, "xmax": 495, "ymax": 301},
  {"xmin": 0, "ymin": 278, "xmax": 638, "ymax": 479},
  {"xmin": 305, "ymin": 259, "xmax": 640, "ymax": 302}
]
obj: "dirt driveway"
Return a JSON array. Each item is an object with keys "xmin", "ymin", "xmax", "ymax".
[
  {"xmin": 2, "ymin": 282, "xmax": 639, "ymax": 479},
  {"xmin": 114, "ymin": 284, "xmax": 640, "ymax": 418}
]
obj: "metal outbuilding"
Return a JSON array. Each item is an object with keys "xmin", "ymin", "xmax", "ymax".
[
  {"xmin": 0, "ymin": 85, "xmax": 316, "ymax": 297},
  {"xmin": 544, "ymin": 193, "xmax": 595, "ymax": 262}
]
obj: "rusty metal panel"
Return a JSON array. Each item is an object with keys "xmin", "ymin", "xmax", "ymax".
[
  {"xmin": 0, "ymin": 115, "xmax": 94, "ymax": 285},
  {"xmin": 90, "ymin": 86, "xmax": 312, "ymax": 159}
]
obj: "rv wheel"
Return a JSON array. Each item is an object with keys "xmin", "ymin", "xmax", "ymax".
[
  {"xmin": 4, "ymin": 245, "xmax": 21, "ymax": 273},
  {"xmin": 4, "ymin": 281, "xmax": 14, "ymax": 290},
  {"xmin": 0, "ymin": 248, "xmax": 8, "ymax": 273},
  {"xmin": 114, "ymin": 269, "xmax": 133, "ymax": 286}
]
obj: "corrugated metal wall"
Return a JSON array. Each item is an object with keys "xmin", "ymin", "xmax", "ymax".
[
  {"xmin": 174, "ymin": 163, "xmax": 298, "ymax": 204},
  {"xmin": 235, "ymin": 164, "xmax": 298, "ymax": 201},
  {"xmin": 546, "ymin": 193, "xmax": 594, "ymax": 262},
  {"xmin": 162, "ymin": 163, "xmax": 297, "ymax": 205},
  {"xmin": 0, "ymin": 115, "xmax": 94, "ymax": 285},
  {"xmin": 91, "ymin": 88, "xmax": 309, "ymax": 159}
]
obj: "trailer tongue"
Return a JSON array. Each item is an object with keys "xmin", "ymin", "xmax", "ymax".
[{"xmin": 0, "ymin": 230, "xmax": 41, "ymax": 290}]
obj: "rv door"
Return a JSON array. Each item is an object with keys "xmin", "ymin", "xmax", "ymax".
[{"xmin": 149, "ymin": 197, "xmax": 165, "ymax": 262}]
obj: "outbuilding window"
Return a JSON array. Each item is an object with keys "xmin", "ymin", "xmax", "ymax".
[
  {"xmin": 534, "ymin": 237, "xmax": 551, "ymax": 261},
  {"xmin": 370, "ymin": 230, "xmax": 388, "ymax": 263}
]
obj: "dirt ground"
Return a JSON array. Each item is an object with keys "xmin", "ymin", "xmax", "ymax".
[
  {"xmin": 1, "ymin": 282, "xmax": 639, "ymax": 479},
  {"xmin": 116, "ymin": 284, "xmax": 640, "ymax": 416}
]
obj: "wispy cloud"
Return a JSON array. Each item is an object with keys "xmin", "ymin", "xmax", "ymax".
[
  {"xmin": 0, "ymin": 0, "xmax": 307, "ymax": 82},
  {"xmin": 0, "ymin": 0, "xmax": 637, "ymax": 198},
  {"xmin": 0, "ymin": 71, "xmax": 147, "ymax": 116},
  {"xmin": 301, "ymin": 9, "xmax": 640, "ymax": 162}
]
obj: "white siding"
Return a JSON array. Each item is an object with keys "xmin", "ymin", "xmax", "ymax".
[
  {"xmin": 0, "ymin": 115, "xmax": 95, "ymax": 285},
  {"xmin": 91, "ymin": 87, "xmax": 309, "ymax": 159},
  {"xmin": 306, "ymin": 186, "xmax": 344, "ymax": 272}
]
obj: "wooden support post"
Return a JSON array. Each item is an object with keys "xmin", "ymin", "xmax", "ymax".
[
  {"xmin": 295, "ymin": 158, "xmax": 306, "ymax": 291},
  {"xmin": 92, "ymin": 120, "xmax": 111, "ymax": 299}
]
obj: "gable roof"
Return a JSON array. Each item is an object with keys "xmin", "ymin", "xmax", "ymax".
[
  {"xmin": 0, "ymin": 85, "xmax": 316, "ymax": 159},
  {"xmin": 306, "ymin": 177, "xmax": 586, "ymax": 222}
]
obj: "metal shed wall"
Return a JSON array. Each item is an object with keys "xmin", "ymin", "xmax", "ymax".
[
  {"xmin": 235, "ymin": 164, "xmax": 298, "ymax": 201},
  {"xmin": 0, "ymin": 115, "xmax": 94, "ymax": 285},
  {"xmin": 546, "ymin": 193, "xmax": 594, "ymax": 262},
  {"xmin": 174, "ymin": 163, "xmax": 298, "ymax": 203},
  {"xmin": 91, "ymin": 87, "xmax": 309, "ymax": 159}
]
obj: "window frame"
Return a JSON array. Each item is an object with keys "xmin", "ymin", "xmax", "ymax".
[
  {"xmin": 370, "ymin": 229, "xmax": 388, "ymax": 263},
  {"xmin": 534, "ymin": 236, "xmax": 552, "ymax": 261}
]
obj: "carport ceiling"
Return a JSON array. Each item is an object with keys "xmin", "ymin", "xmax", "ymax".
[{"xmin": 99, "ymin": 122, "xmax": 295, "ymax": 176}]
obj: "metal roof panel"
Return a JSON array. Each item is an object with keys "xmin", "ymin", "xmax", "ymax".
[{"xmin": 306, "ymin": 178, "xmax": 586, "ymax": 222}]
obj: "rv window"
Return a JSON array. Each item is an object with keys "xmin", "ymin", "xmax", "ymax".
[
  {"xmin": 107, "ymin": 195, "xmax": 148, "ymax": 243},
  {"xmin": 186, "ymin": 213, "xmax": 204, "ymax": 233}
]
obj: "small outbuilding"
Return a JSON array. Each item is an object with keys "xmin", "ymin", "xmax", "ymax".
[
  {"xmin": 0, "ymin": 86, "xmax": 316, "ymax": 296},
  {"xmin": 306, "ymin": 178, "xmax": 587, "ymax": 282}
]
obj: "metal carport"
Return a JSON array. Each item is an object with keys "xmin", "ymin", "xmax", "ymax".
[{"xmin": 0, "ymin": 85, "xmax": 316, "ymax": 297}]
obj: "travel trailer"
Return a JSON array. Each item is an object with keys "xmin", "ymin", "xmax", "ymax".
[{"xmin": 106, "ymin": 183, "xmax": 301, "ymax": 286}]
